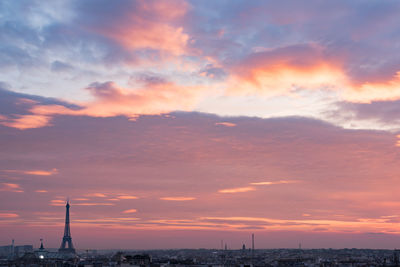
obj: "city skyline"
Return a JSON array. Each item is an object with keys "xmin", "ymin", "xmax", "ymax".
[{"xmin": 1, "ymin": 0, "xmax": 400, "ymax": 249}]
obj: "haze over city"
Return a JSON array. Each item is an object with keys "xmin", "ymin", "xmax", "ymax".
[{"xmin": 1, "ymin": 0, "xmax": 400, "ymax": 251}]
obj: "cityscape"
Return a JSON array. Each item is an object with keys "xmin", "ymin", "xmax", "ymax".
[
  {"xmin": 2, "ymin": 0, "xmax": 400, "ymax": 266},
  {"xmin": 2, "ymin": 203, "xmax": 400, "ymax": 266}
]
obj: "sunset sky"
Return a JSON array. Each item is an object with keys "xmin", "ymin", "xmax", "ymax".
[{"xmin": 1, "ymin": 0, "xmax": 400, "ymax": 250}]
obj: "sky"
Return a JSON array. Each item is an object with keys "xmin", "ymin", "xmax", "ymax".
[{"xmin": 1, "ymin": 0, "xmax": 400, "ymax": 250}]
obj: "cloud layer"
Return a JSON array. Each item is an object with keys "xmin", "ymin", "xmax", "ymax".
[
  {"xmin": 1, "ymin": 1, "xmax": 400, "ymax": 130},
  {"xmin": 1, "ymin": 112, "xmax": 400, "ymax": 248}
]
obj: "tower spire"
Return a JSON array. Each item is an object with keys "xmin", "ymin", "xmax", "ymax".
[{"xmin": 58, "ymin": 200, "xmax": 76, "ymax": 254}]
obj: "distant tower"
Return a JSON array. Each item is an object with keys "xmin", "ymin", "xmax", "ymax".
[
  {"xmin": 58, "ymin": 200, "xmax": 76, "ymax": 254},
  {"xmin": 252, "ymin": 233, "xmax": 254, "ymax": 251},
  {"xmin": 11, "ymin": 239, "xmax": 14, "ymax": 259}
]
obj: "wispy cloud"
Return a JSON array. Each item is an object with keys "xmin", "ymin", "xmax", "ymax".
[
  {"xmin": 35, "ymin": 190, "xmax": 48, "ymax": 193},
  {"xmin": 0, "ymin": 213, "xmax": 19, "ymax": 218},
  {"xmin": 3, "ymin": 168, "xmax": 58, "ymax": 176},
  {"xmin": 85, "ymin": 193, "xmax": 108, "ymax": 198},
  {"xmin": 50, "ymin": 199, "xmax": 115, "ymax": 206},
  {"xmin": 215, "ymin": 122, "xmax": 236, "ymax": 127},
  {"xmin": 24, "ymin": 168, "xmax": 58, "ymax": 176},
  {"xmin": 160, "ymin": 197, "xmax": 196, "ymax": 201},
  {"xmin": 0, "ymin": 183, "xmax": 23, "ymax": 193},
  {"xmin": 118, "ymin": 195, "xmax": 138, "ymax": 200},
  {"xmin": 250, "ymin": 180, "xmax": 298, "ymax": 186},
  {"xmin": 218, "ymin": 186, "xmax": 255, "ymax": 194},
  {"xmin": 199, "ymin": 216, "xmax": 400, "ymax": 233},
  {"xmin": 49, "ymin": 199, "xmax": 65, "ymax": 206},
  {"xmin": 74, "ymin": 203, "xmax": 115, "ymax": 206},
  {"xmin": 122, "ymin": 209, "xmax": 137, "ymax": 214},
  {"xmin": 219, "ymin": 180, "xmax": 297, "ymax": 194}
]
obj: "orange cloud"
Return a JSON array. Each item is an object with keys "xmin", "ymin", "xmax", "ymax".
[
  {"xmin": 85, "ymin": 193, "xmax": 108, "ymax": 198},
  {"xmin": 215, "ymin": 122, "xmax": 236, "ymax": 127},
  {"xmin": 9, "ymin": 81, "xmax": 209, "ymax": 130},
  {"xmin": 49, "ymin": 199, "xmax": 65, "ymax": 206},
  {"xmin": 0, "ymin": 183, "xmax": 23, "ymax": 193},
  {"xmin": 396, "ymin": 135, "xmax": 400, "ymax": 147},
  {"xmin": 122, "ymin": 209, "xmax": 137, "ymax": 214},
  {"xmin": 229, "ymin": 44, "xmax": 400, "ymax": 103},
  {"xmin": 50, "ymin": 199, "xmax": 114, "ymax": 206},
  {"xmin": 35, "ymin": 190, "xmax": 48, "ymax": 193},
  {"xmin": 229, "ymin": 45, "xmax": 346, "ymax": 96},
  {"xmin": 343, "ymin": 71, "xmax": 400, "ymax": 102},
  {"xmin": 118, "ymin": 195, "xmax": 138, "ymax": 200},
  {"xmin": 250, "ymin": 180, "xmax": 297, "ymax": 186},
  {"xmin": 160, "ymin": 197, "xmax": 196, "ymax": 201},
  {"xmin": 24, "ymin": 168, "xmax": 58, "ymax": 176},
  {"xmin": 74, "ymin": 203, "xmax": 115, "ymax": 206},
  {"xmin": 0, "ymin": 114, "xmax": 51, "ymax": 130},
  {"xmin": 218, "ymin": 181, "xmax": 297, "ymax": 195},
  {"xmin": 3, "ymin": 168, "xmax": 58, "ymax": 176},
  {"xmin": 218, "ymin": 186, "xmax": 255, "ymax": 194}
]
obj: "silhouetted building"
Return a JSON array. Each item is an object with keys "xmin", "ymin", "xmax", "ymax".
[
  {"xmin": 34, "ymin": 239, "xmax": 48, "ymax": 259},
  {"xmin": 0, "ymin": 243, "xmax": 33, "ymax": 258}
]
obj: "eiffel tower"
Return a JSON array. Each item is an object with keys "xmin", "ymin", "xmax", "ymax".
[{"xmin": 58, "ymin": 200, "xmax": 76, "ymax": 254}]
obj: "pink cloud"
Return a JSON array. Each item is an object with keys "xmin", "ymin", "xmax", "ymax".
[
  {"xmin": 85, "ymin": 193, "xmax": 108, "ymax": 198},
  {"xmin": 118, "ymin": 195, "xmax": 138, "ymax": 200},
  {"xmin": 250, "ymin": 180, "xmax": 298, "ymax": 186},
  {"xmin": 35, "ymin": 190, "xmax": 48, "ymax": 193},
  {"xmin": 24, "ymin": 168, "xmax": 58, "ymax": 176},
  {"xmin": 2, "ymin": 113, "xmax": 400, "ymax": 247},
  {"xmin": 122, "ymin": 209, "xmax": 137, "ymax": 214},
  {"xmin": 3, "ymin": 168, "xmax": 58, "ymax": 176},
  {"xmin": 0, "ymin": 114, "xmax": 51, "ymax": 130},
  {"xmin": 7, "ymin": 80, "xmax": 208, "ymax": 129},
  {"xmin": 0, "ymin": 213, "xmax": 19, "ymax": 218},
  {"xmin": 49, "ymin": 199, "xmax": 65, "ymax": 206},
  {"xmin": 74, "ymin": 203, "xmax": 115, "ymax": 206},
  {"xmin": 0, "ymin": 183, "xmax": 23, "ymax": 193},
  {"xmin": 215, "ymin": 122, "xmax": 236, "ymax": 127},
  {"xmin": 228, "ymin": 44, "xmax": 400, "ymax": 103},
  {"xmin": 85, "ymin": 0, "xmax": 190, "ymax": 56},
  {"xmin": 160, "ymin": 197, "xmax": 196, "ymax": 201},
  {"xmin": 218, "ymin": 186, "xmax": 255, "ymax": 194}
]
